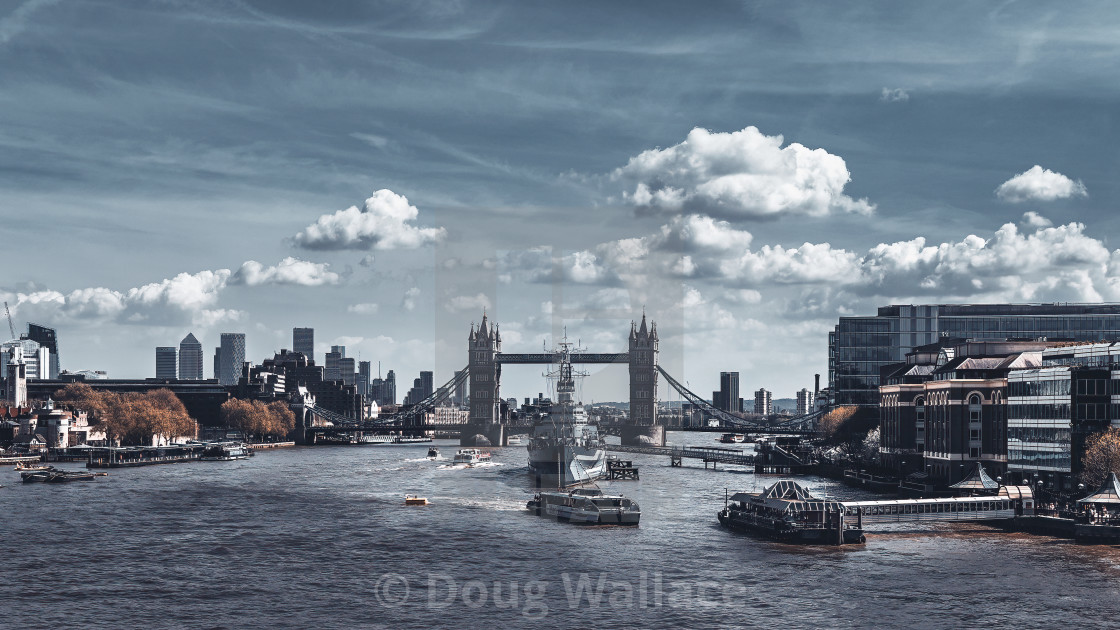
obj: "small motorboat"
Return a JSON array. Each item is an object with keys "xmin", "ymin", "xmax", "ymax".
[
  {"xmin": 404, "ymin": 494, "xmax": 430, "ymax": 506},
  {"xmin": 427, "ymin": 446, "xmax": 440, "ymax": 458},
  {"xmin": 452, "ymin": 448, "xmax": 492, "ymax": 466}
]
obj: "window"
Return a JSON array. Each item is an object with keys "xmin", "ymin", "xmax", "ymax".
[
  {"xmin": 969, "ymin": 394, "xmax": 981, "ymax": 423},
  {"xmin": 969, "ymin": 447, "xmax": 980, "ymax": 458}
]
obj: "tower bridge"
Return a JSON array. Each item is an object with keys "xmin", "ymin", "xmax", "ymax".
[{"xmin": 300, "ymin": 312, "xmax": 815, "ymax": 445}]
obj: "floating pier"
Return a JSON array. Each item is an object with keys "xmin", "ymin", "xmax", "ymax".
[{"xmin": 606, "ymin": 459, "xmax": 639, "ymax": 480}]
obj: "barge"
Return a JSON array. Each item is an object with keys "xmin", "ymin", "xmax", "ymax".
[{"xmin": 718, "ymin": 480, "xmax": 865, "ymax": 545}]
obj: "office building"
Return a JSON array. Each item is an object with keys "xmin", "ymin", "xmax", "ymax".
[
  {"xmin": 293, "ymin": 327, "xmax": 314, "ymax": 361},
  {"xmin": 325, "ymin": 345, "xmax": 345, "ymax": 382},
  {"xmin": 24, "ymin": 324, "xmax": 60, "ymax": 378},
  {"xmin": 754, "ymin": 388, "xmax": 772, "ymax": 415},
  {"xmin": 340, "ymin": 357, "xmax": 356, "ymax": 386},
  {"xmin": 213, "ymin": 347, "xmax": 221, "ymax": 381},
  {"xmin": 358, "ymin": 361, "xmax": 371, "ymax": 397},
  {"xmin": 831, "ymin": 303, "xmax": 1120, "ymax": 406},
  {"xmin": 156, "ymin": 347, "xmax": 177, "ymax": 379},
  {"xmin": 0, "ymin": 339, "xmax": 49, "ymax": 380},
  {"xmin": 218, "ymin": 333, "xmax": 246, "ymax": 386},
  {"xmin": 178, "ymin": 333, "xmax": 203, "ymax": 380},
  {"xmin": 719, "ymin": 372, "xmax": 739, "ymax": 413},
  {"xmin": 404, "ymin": 371, "xmax": 434, "ymax": 406},
  {"xmin": 372, "ymin": 369, "xmax": 396, "ymax": 406}
]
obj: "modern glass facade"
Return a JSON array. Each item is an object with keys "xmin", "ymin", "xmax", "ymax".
[
  {"xmin": 831, "ymin": 304, "xmax": 1120, "ymax": 406},
  {"xmin": 1007, "ymin": 367, "xmax": 1073, "ymax": 475}
]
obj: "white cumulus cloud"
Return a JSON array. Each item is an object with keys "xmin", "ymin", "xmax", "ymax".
[
  {"xmin": 996, "ymin": 165, "xmax": 1087, "ymax": 203},
  {"xmin": 231, "ymin": 257, "xmax": 340, "ymax": 286},
  {"xmin": 446, "ymin": 292, "xmax": 492, "ymax": 313},
  {"xmin": 293, "ymin": 189, "xmax": 447, "ymax": 250},
  {"xmin": 611, "ymin": 126, "xmax": 874, "ymax": 219},
  {"xmin": 347, "ymin": 303, "xmax": 380, "ymax": 315}
]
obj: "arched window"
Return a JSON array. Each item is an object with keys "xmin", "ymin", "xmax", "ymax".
[
  {"xmin": 969, "ymin": 394, "xmax": 982, "ymax": 423},
  {"xmin": 915, "ymin": 397, "xmax": 925, "ymax": 423}
]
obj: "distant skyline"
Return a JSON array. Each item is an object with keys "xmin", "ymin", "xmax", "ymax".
[{"xmin": 4, "ymin": 2, "xmax": 1120, "ymax": 399}]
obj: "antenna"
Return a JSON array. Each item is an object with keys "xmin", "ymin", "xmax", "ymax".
[{"xmin": 3, "ymin": 302, "xmax": 14, "ymax": 339}]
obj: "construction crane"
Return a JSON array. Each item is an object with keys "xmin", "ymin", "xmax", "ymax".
[{"xmin": 3, "ymin": 301, "xmax": 14, "ymax": 340}]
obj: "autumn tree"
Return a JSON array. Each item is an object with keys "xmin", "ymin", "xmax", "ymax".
[
  {"xmin": 817, "ymin": 405, "xmax": 858, "ymax": 439},
  {"xmin": 222, "ymin": 398, "xmax": 295, "ymax": 441},
  {"xmin": 54, "ymin": 385, "xmax": 197, "ymax": 446},
  {"xmin": 1081, "ymin": 427, "xmax": 1120, "ymax": 489}
]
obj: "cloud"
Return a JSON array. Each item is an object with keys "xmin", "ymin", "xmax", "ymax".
[
  {"xmin": 445, "ymin": 292, "xmax": 492, "ymax": 313},
  {"xmin": 0, "ymin": 0, "xmax": 59, "ymax": 45},
  {"xmin": 293, "ymin": 189, "xmax": 447, "ymax": 250},
  {"xmin": 611, "ymin": 126, "xmax": 875, "ymax": 219},
  {"xmin": 231, "ymin": 256, "xmax": 340, "ymax": 286},
  {"xmin": 5, "ymin": 269, "xmax": 236, "ymax": 327},
  {"xmin": 880, "ymin": 87, "xmax": 910, "ymax": 102},
  {"xmin": 347, "ymin": 302, "xmax": 380, "ymax": 315},
  {"xmin": 1021, "ymin": 211, "xmax": 1053, "ymax": 229},
  {"xmin": 400, "ymin": 287, "xmax": 420, "ymax": 311},
  {"xmin": 502, "ymin": 212, "xmax": 1120, "ymax": 307},
  {"xmin": 996, "ymin": 165, "xmax": 1088, "ymax": 203}
]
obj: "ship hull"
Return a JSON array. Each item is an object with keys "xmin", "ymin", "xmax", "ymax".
[{"xmin": 527, "ymin": 444, "xmax": 606, "ymax": 487}]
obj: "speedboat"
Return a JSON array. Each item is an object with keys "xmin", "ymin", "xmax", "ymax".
[
  {"xmin": 427, "ymin": 446, "xmax": 440, "ymax": 458},
  {"xmin": 404, "ymin": 494, "xmax": 430, "ymax": 506},
  {"xmin": 452, "ymin": 448, "xmax": 492, "ymax": 465}
]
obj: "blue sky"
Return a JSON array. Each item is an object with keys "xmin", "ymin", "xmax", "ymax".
[{"xmin": 3, "ymin": 1, "xmax": 1119, "ymax": 401}]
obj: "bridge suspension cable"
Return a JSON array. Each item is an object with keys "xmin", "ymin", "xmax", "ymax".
[
  {"xmin": 305, "ymin": 366, "xmax": 470, "ymax": 429},
  {"xmin": 656, "ymin": 366, "xmax": 816, "ymax": 432}
]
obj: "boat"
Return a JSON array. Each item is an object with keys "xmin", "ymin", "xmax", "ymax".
[
  {"xmin": 427, "ymin": 446, "xmax": 440, "ymax": 458},
  {"xmin": 452, "ymin": 448, "xmax": 492, "ymax": 465},
  {"xmin": 718, "ymin": 480, "xmax": 865, "ymax": 545},
  {"xmin": 361, "ymin": 434, "xmax": 434, "ymax": 445},
  {"xmin": 14, "ymin": 462, "xmax": 51, "ymax": 471},
  {"xmin": 527, "ymin": 337, "xmax": 606, "ymax": 487},
  {"xmin": 506, "ymin": 435, "xmax": 525, "ymax": 446},
  {"xmin": 404, "ymin": 494, "xmax": 430, "ymax": 506},
  {"xmin": 527, "ymin": 488, "xmax": 641, "ymax": 525},
  {"xmin": 21, "ymin": 469, "xmax": 96, "ymax": 483},
  {"xmin": 200, "ymin": 442, "xmax": 250, "ymax": 461},
  {"xmin": 719, "ymin": 433, "xmax": 744, "ymax": 444}
]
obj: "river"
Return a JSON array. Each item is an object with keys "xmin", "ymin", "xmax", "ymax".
[{"xmin": 2, "ymin": 432, "xmax": 1119, "ymax": 629}]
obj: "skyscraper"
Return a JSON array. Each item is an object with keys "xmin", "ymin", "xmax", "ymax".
[
  {"xmin": 719, "ymin": 372, "xmax": 740, "ymax": 413},
  {"xmin": 178, "ymin": 332, "xmax": 203, "ymax": 379},
  {"xmin": 156, "ymin": 347, "xmax": 177, "ymax": 379},
  {"xmin": 340, "ymin": 357, "xmax": 356, "ymax": 386},
  {"xmin": 358, "ymin": 361, "xmax": 371, "ymax": 397},
  {"xmin": 218, "ymin": 333, "xmax": 246, "ymax": 386},
  {"xmin": 325, "ymin": 345, "xmax": 344, "ymax": 382},
  {"xmin": 25, "ymin": 324, "xmax": 59, "ymax": 378},
  {"xmin": 293, "ymin": 327, "xmax": 314, "ymax": 361},
  {"xmin": 213, "ymin": 346, "xmax": 221, "ymax": 380}
]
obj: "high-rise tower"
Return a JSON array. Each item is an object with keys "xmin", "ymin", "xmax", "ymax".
[
  {"xmin": 293, "ymin": 327, "xmax": 314, "ymax": 362},
  {"xmin": 178, "ymin": 333, "xmax": 203, "ymax": 379},
  {"xmin": 219, "ymin": 333, "xmax": 246, "ymax": 386},
  {"xmin": 156, "ymin": 347, "xmax": 178, "ymax": 379}
]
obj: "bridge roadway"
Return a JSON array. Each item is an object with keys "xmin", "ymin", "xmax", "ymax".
[{"xmin": 604, "ymin": 444, "xmax": 756, "ymax": 466}]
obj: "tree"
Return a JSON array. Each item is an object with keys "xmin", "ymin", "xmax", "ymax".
[
  {"xmin": 54, "ymin": 385, "xmax": 197, "ymax": 446},
  {"xmin": 817, "ymin": 406, "xmax": 858, "ymax": 439},
  {"xmin": 1081, "ymin": 427, "xmax": 1120, "ymax": 489},
  {"xmin": 221, "ymin": 398, "xmax": 295, "ymax": 441}
]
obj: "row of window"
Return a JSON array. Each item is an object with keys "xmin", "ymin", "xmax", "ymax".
[
  {"xmin": 1007, "ymin": 427, "xmax": 1073, "ymax": 444},
  {"xmin": 1007, "ymin": 379, "xmax": 1071, "ymax": 397},
  {"xmin": 1008, "ymin": 448, "xmax": 1072, "ymax": 472}
]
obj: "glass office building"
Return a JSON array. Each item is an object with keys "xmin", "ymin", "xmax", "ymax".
[{"xmin": 830, "ymin": 304, "xmax": 1120, "ymax": 406}]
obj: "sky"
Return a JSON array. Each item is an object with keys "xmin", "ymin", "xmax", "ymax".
[{"xmin": 3, "ymin": 0, "xmax": 1120, "ymax": 403}]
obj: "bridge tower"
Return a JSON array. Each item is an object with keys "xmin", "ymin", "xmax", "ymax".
[
  {"xmin": 623, "ymin": 314, "xmax": 665, "ymax": 446},
  {"xmin": 464, "ymin": 314, "xmax": 506, "ymax": 446}
]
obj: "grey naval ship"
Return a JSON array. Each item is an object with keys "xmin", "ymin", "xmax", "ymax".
[{"xmin": 527, "ymin": 339, "xmax": 606, "ymax": 487}]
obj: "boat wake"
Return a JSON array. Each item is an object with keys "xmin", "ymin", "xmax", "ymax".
[{"xmin": 437, "ymin": 462, "xmax": 506, "ymax": 470}]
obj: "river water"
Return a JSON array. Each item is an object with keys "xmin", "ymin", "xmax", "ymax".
[{"xmin": 3, "ymin": 432, "xmax": 1119, "ymax": 629}]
